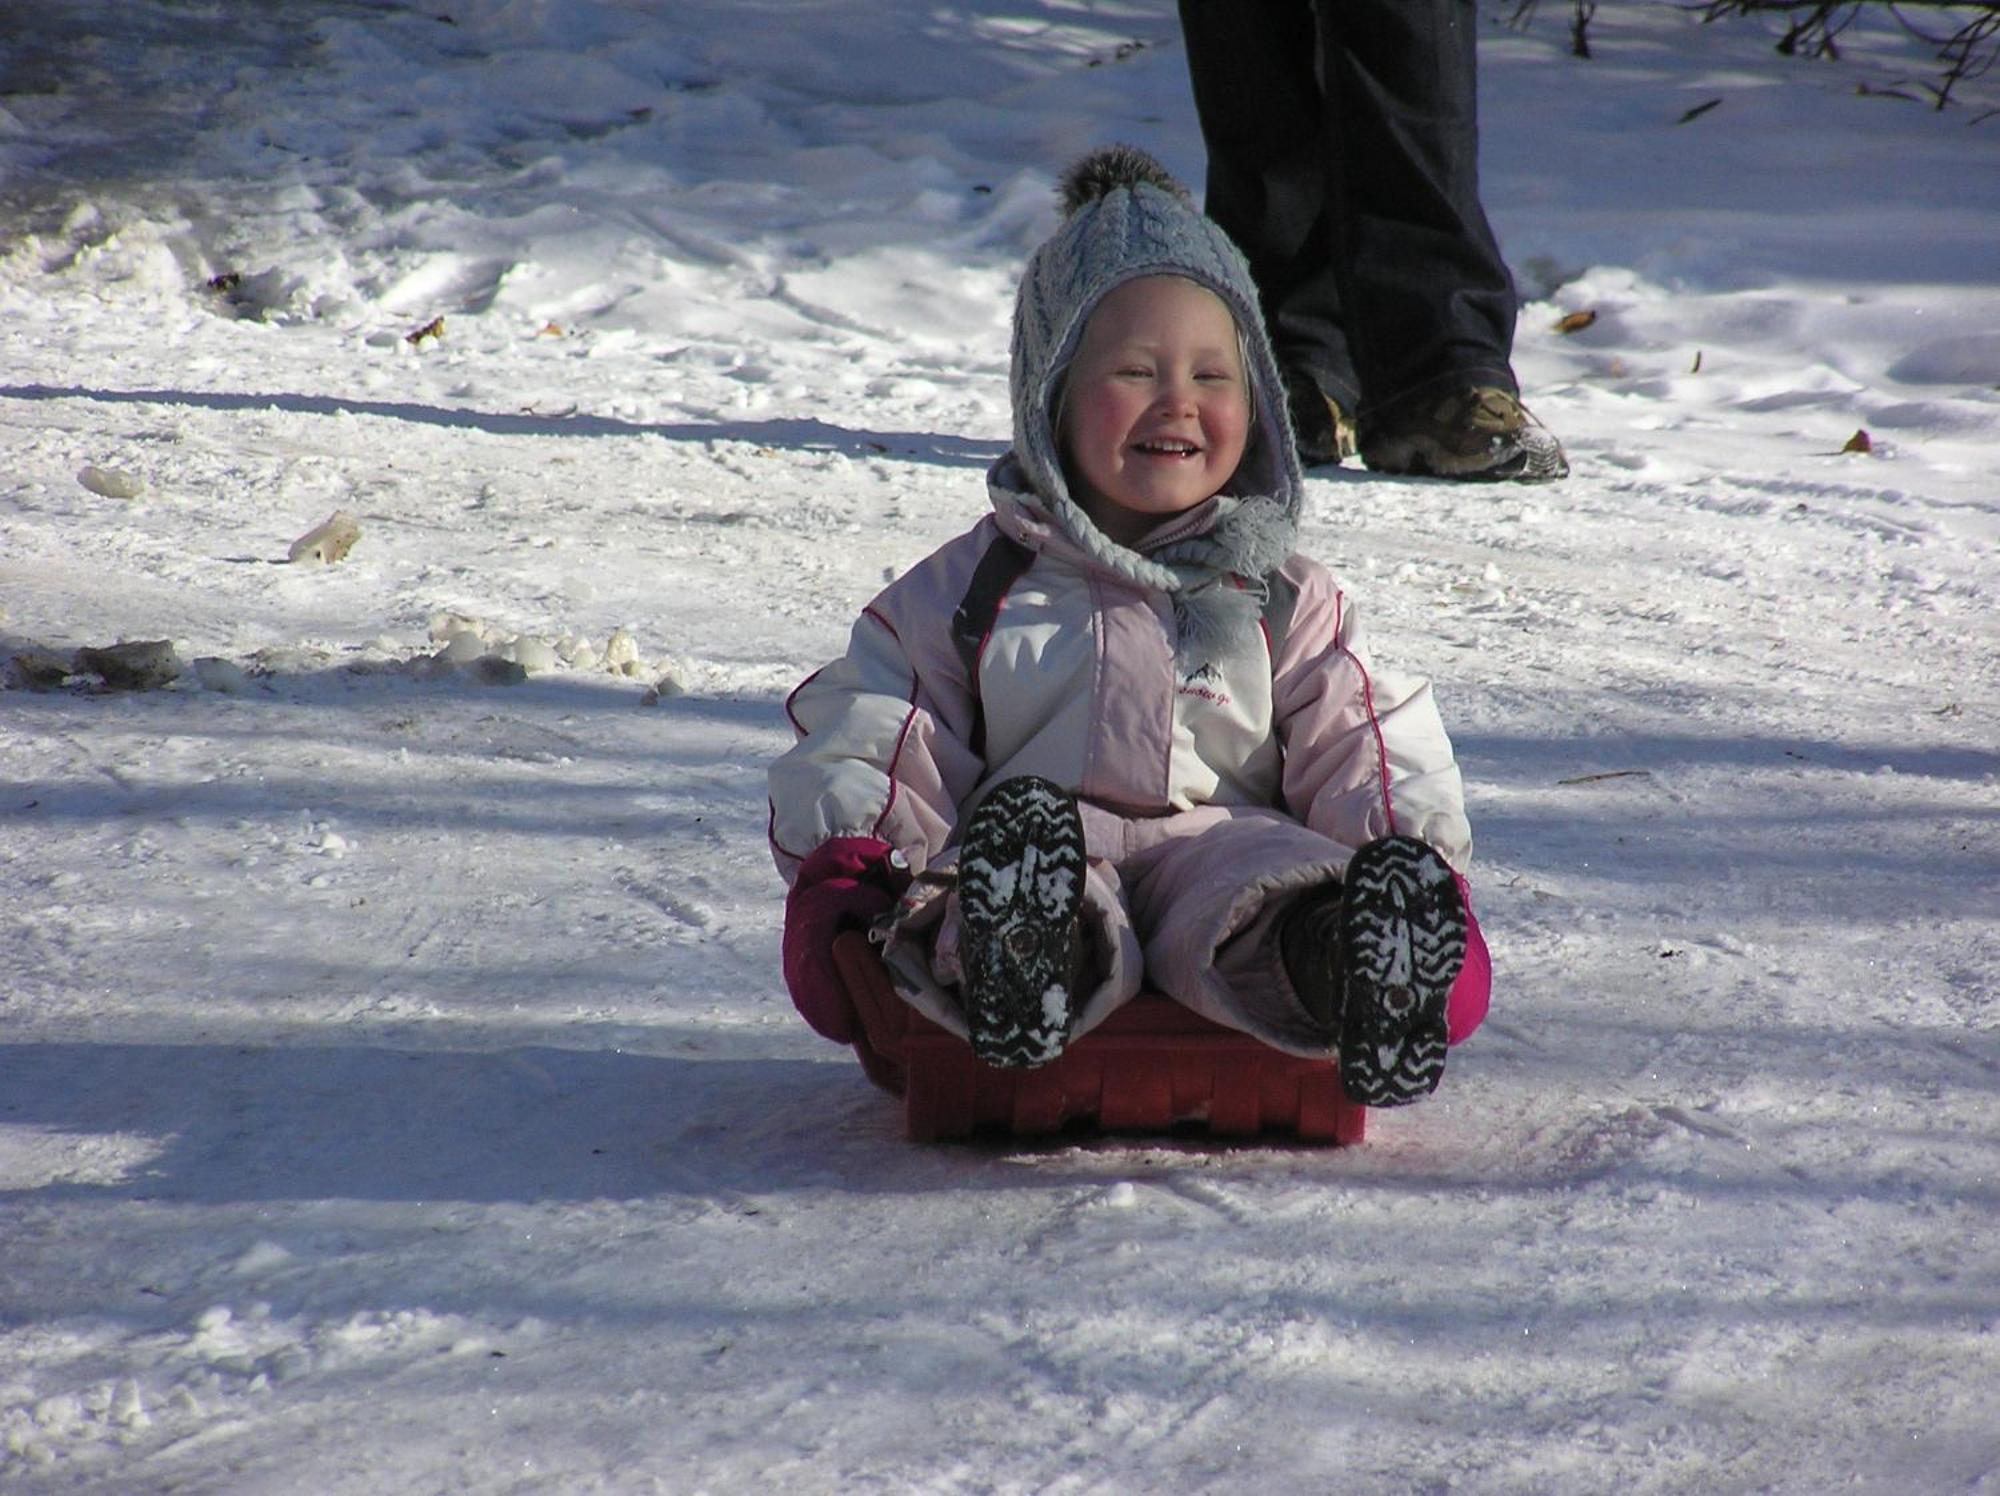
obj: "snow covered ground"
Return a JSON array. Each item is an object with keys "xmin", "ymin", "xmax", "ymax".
[{"xmin": 2, "ymin": 2, "xmax": 1996, "ymax": 1490}]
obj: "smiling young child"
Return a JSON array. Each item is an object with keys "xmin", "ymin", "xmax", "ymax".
[{"xmin": 769, "ymin": 146, "xmax": 1490, "ymax": 1106}]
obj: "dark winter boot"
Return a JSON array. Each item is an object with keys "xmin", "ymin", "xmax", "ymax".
[
  {"xmin": 1335, "ymin": 835, "xmax": 1467, "ymax": 1107},
  {"xmin": 1278, "ymin": 880, "xmax": 1347, "ymax": 1032},
  {"xmin": 956, "ymin": 775, "xmax": 1088, "ymax": 1069}
]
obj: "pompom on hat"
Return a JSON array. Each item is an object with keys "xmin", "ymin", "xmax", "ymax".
[
  {"xmin": 1054, "ymin": 143, "xmax": 1191, "ymax": 217},
  {"xmin": 1006, "ymin": 144, "xmax": 1301, "ymax": 528}
]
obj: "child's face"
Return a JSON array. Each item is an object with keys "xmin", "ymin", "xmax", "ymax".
[{"xmin": 1057, "ymin": 275, "xmax": 1250, "ymax": 546}]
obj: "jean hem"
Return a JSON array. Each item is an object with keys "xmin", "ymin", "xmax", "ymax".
[{"xmin": 1361, "ymin": 364, "xmax": 1520, "ymax": 427}]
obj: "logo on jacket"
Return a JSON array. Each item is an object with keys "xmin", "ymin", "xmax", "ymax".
[{"xmin": 1177, "ymin": 661, "xmax": 1232, "ymax": 708}]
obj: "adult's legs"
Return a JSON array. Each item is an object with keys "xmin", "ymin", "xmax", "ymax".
[
  {"xmin": 1317, "ymin": 0, "xmax": 1520, "ymax": 426},
  {"xmin": 1176, "ymin": 0, "xmax": 1361, "ymax": 414}
]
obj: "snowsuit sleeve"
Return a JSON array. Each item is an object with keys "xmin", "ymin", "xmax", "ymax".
[
  {"xmin": 767, "ymin": 532, "xmax": 992, "ymax": 886},
  {"xmin": 1269, "ymin": 560, "xmax": 1472, "ymax": 874}
]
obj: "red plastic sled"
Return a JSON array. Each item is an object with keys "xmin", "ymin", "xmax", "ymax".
[{"xmin": 830, "ymin": 931, "xmax": 1367, "ymax": 1145}]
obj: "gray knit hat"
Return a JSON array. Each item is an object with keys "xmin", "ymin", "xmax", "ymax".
[{"xmin": 1007, "ymin": 145, "xmax": 1301, "ymax": 532}]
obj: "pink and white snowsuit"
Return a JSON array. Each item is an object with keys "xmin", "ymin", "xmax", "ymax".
[{"xmin": 769, "ymin": 467, "xmax": 1484, "ymax": 1058}]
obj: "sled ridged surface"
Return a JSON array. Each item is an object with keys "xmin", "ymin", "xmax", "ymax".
[{"xmin": 830, "ymin": 932, "xmax": 1365, "ymax": 1146}]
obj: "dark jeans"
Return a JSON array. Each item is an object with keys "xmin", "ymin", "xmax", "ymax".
[{"xmin": 1177, "ymin": 0, "xmax": 1519, "ymax": 425}]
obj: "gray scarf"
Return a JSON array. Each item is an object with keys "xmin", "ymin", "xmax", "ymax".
[{"xmin": 987, "ymin": 454, "xmax": 1297, "ymax": 665}]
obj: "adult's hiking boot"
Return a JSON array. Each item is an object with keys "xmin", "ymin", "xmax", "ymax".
[
  {"xmin": 956, "ymin": 776, "xmax": 1088, "ymax": 1069},
  {"xmin": 1361, "ymin": 386, "xmax": 1568, "ymax": 482},
  {"xmin": 1284, "ymin": 368, "xmax": 1357, "ymax": 468}
]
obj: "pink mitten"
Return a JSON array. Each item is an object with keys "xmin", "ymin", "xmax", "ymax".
[
  {"xmin": 1445, "ymin": 875, "xmax": 1492, "ymax": 1045},
  {"xmin": 782, "ymin": 837, "xmax": 908, "ymax": 1043}
]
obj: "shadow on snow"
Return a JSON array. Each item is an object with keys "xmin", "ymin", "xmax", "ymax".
[{"xmin": 0, "ymin": 383, "xmax": 1004, "ymax": 469}]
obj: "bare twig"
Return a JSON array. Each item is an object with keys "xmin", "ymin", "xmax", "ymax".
[
  {"xmin": 1507, "ymin": 1, "xmax": 1996, "ymax": 117},
  {"xmin": 1574, "ymin": 0, "xmax": 1600, "ymax": 56},
  {"xmin": 1693, "ymin": 0, "xmax": 2000, "ymax": 112},
  {"xmin": 1509, "ymin": 0, "xmax": 1601, "ymax": 54}
]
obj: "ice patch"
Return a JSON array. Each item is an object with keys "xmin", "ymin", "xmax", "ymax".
[
  {"xmin": 232, "ymin": 1241, "xmax": 295, "ymax": 1277},
  {"xmin": 424, "ymin": 612, "xmax": 662, "ymax": 682},
  {"xmin": 76, "ymin": 464, "xmax": 144, "ymax": 499}
]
